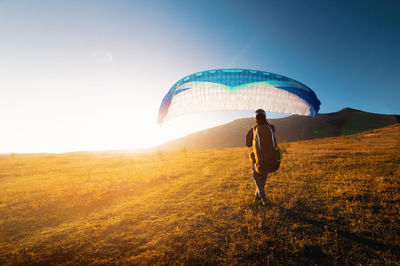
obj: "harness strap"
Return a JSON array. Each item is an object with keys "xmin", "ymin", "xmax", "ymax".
[
  {"xmin": 268, "ymin": 125, "xmax": 276, "ymax": 149},
  {"xmin": 256, "ymin": 127, "xmax": 262, "ymax": 151}
]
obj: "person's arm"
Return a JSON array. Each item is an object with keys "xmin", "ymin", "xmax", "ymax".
[{"xmin": 246, "ymin": 128, "xmax": 253, "ymax": 147}]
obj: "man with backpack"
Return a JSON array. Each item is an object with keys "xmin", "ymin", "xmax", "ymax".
[{"xmin": 246, "ymin": 109, "xmax": 281, "ymax": 206}]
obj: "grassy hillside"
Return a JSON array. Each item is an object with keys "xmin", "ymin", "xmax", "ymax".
[
  {"xmin": 160, "ymin": 108, "xmax": 400, "ymax": 150},
  {"xmin": 1, "ymin": 124, "xmax": 400, "ymax": 265}
]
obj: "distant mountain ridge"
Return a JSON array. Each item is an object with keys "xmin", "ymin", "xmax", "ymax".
[{"xmin": 160, "ymin": 108, "xmax": 400, "ymax": 150}]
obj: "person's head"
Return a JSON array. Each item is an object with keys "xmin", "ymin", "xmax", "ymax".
[{"xmin": 255, "ymin": 109, "xmax": 267, "ymax": 122}]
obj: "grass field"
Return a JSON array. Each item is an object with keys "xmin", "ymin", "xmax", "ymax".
[{"xmin": 1, "ymin": 124, "xmax": 399, "ymax": 265}]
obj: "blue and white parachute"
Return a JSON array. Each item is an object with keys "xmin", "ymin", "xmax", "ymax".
[{"xmin": 158, "ymin": 69, "xmax": 320, "ymax": 125}]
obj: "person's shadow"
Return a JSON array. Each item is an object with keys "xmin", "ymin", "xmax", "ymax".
[{"xmin": 251, "ymin": 198, "xmax": 400, "ymax": 264}]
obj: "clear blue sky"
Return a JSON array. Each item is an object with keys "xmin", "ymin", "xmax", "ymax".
[{"xmin": 1, "ymin": 0, "xmax": 399, "ymax": 153}]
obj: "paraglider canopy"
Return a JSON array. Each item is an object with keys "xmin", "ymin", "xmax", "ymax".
[{"xmin": 158, "ymin": 69, "xmax": 320, "ymax": 125}]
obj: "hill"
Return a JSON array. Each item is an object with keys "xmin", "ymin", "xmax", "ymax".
[
  {"xmin": 160, "ymin": 108, "xmax": 400, "ymax": 150},
  {"xmin": 1, "ymin": 124, "xmax": 399, "ymax": 264}
]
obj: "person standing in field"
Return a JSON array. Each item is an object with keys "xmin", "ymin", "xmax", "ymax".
[{"xmin": 246, "ymin": 109, "xmax": 280, "ymax": 206}]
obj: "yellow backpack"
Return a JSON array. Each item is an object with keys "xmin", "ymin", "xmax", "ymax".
[{"xmin": 251, "ymin": 124, "xmax": 282, "ymax": 175}]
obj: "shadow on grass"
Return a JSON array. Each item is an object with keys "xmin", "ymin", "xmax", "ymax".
[{"xmin": 258, "ymin": 198, "xmax": 400, "ymax": 264}]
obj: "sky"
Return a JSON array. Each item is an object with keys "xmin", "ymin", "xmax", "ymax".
[{"xmin": 1, "ymin": 0, "xmax": 399, "ymax": 153}]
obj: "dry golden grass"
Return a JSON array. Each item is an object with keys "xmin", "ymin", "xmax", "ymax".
[{"xmin": 1, "ymin": 124, "xmax": 399, "ymax": 265}]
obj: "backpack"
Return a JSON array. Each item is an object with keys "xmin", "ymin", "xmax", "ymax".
[{"xmin": 251, "ymin": 124, "xmax": 282, "ymax": 175}]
